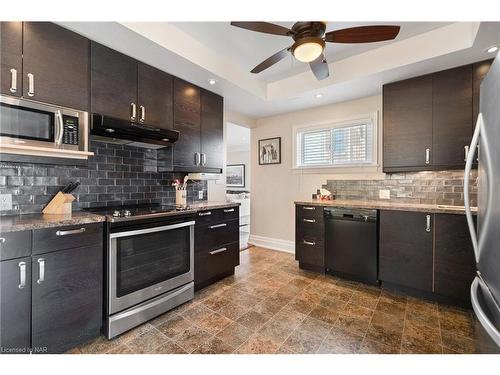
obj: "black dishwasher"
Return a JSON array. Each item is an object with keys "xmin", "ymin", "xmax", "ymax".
[{"xmin": 325, "ymin": 207, "xmax": 378, "ymax": 285}]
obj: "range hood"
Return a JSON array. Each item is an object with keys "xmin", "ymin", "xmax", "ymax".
[{"xmin": 90, "ymin": 114, "xmax": 179, "ymax": 149}]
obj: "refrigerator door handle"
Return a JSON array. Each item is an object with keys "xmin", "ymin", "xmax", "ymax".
[
  {"xmin": 464, "ymin": 113, "xmax": 482, "ymax": 262},
  {"xmin": 471, "ymin": 277, "xmax": 500, "ymax": 347}
]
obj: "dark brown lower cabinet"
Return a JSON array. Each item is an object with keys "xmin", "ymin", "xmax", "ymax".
[
  {"xmin": 295, "ymin": 204, "xmax": 325, "ymax": 271},
  {"xmin": 31, "ymin": 244, "xmax": 102, "ymax": 353},
  {"xmin": 379, "ymin": 210, "xmax": 433, "ymax": 292},
  {"xmin": 434, "ymin": 214, "xmax": 476, "ymax": 303}
]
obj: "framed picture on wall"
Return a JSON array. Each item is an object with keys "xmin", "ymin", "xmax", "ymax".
[
  {"xmin": 226, "ymin": 164, "xmax": 245, "ymax": 187},
  {"xmin": 258, "ymin": 137, "xmax": 281, "ymax": 165}
]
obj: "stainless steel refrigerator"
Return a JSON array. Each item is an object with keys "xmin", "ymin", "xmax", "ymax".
[{"xmin": 464, "ymin": 53, "xmax": 500, "ymax": 353}]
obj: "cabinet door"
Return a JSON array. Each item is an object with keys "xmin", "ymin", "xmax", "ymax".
[
  {"xmin": 137, "ymin": 62, "xmax": 173, "ymax": 129},
  {"xmin": 23, "ymin": 22, "xmax": 89, "ymax": 110},
  {"xmin": 434, "ymin": 214, "xmax": 476, "ymax": 302},
  {"xmin": 473, "ymin": 60, "xmax": 493, "ymax": 124},
  {"xmin": 90, "ymin": 41, "xmax": 137, "ymax": 121},
  {"xmin": 0, "ymin": 22, "xmax": 22, "ymax": 97},
  {"xmin": 383, "ymin": 75, "xmax": 433, "ymax": 171},
  {"xmin": 0, "ymin": 257, "xmax": 31, "ymax": 353},
  {"xmin": 200, "ymin": 89, "xmax": 224, "ymax": 170},
  {"xmin": 31, "ymin": 245, "xmax": 102, "ymax": 353},
  {"xmin": 379, "ymin": 210, "xmax": 433, "ymax": 291},
  {"xmin": 432, "ymin": 65, "xmax": 473, "ymax": 168},
  {"xmin": 173, "ymin": 78, "xmax": 201, "ymax": 169}
]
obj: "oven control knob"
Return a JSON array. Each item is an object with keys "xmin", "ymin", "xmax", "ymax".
[
  {"xmin": 113, "ymin": 210, "xmax": 121, "ymax": 217},
  {"xmin": 123, "ymin": 210, "xmax": 131, "ymax": 217}
]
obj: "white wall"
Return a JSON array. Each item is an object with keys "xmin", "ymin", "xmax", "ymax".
[
  {"xmin": 227, "ymin": 150, "xmax": 251, "ymax": 191},
  {"xmin": 250, "ymin": 95, "xmax": 383, "ymax": 244}
]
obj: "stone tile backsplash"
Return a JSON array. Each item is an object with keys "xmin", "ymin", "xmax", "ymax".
[
  {"xmin": 323, "ymin": 170, "xmax": 478, "ymax": 207},
  {"xmin": 0, "ymin": 140, "xmax": 207, "ymax": 216}
]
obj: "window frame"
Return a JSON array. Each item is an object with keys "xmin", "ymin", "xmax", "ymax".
[{"xmin": 292, "ymin": 112, "xmax": 379, "ymax": 170}]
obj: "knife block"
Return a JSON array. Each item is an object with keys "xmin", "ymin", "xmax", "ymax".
[{"xmin": 42, "ymin": 192, "xmax": 75, "ymax": 215}]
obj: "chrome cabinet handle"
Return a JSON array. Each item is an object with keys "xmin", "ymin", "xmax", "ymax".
[
  {"xmin": 130, "ymin": 103, "xmax": 137, "ymax": 121},
  {"xmin": 303, "ymin": 240, "xmax": 316, "ymax": 246},
  {"xmin": 425, "ymin": 214, "xmax": 431, "ymax": 232},
  {"xmin": 55, "ymin": 110, "xmax": 64, "ymax": 146},
  {"xmin": 209, "ymin": 247, "xmax": 227, "ymax": 255},
  {"xmin": 37, "ymin": 258, "xmax": 45, "ymax": 284},
  {"xmin": 302, "ymin": 206, "xmax": 315, "ymax": 211},
  {"xmin": 201, "ymin": 153, "xmax": 207, "ymax": 166},
  {"xmin": 198, "ymin": 211, "xmax": 212, "ymax": 216},
  {"xmin": 209, "ymin": 223, "xmax": 227, "ymax": 229},
  {"xmin": 194, "ymin": 152, "xmax": 201, "ymax": 166},
  {"xmin": 0, "ymin": 237, "xmax": 5, "ymax": 243},
  {"xmin": 139, "ymin": 105, "xmax": 145, "ymax": 123},
  {"xmin": 10, "ymin": 68, "xmax": 17, "ymax": 93},
  {"xmin": 18, "ymin": 261, "xmax": 26, "ymax": 289},
  {"xmin": 27, "ymin": 73, "xmax": 35, "ymax": 96},
  {"xmin": 303, "ymin": 218, "xmax": 316, "ymax": 223},
  {"xmin": 56, "ymin": 228, "xmax": 86, "ymax": 236},
  {"xmin": 425, "ymin": 148, "xmax": 430, "ymax": 165},
  {"xmin": 464, "ymin": 145, "xmax": 469, "ymax": 162},
  {"xmin": 224, "ymin": 208, "xmax": 235, "ymax": 213}
]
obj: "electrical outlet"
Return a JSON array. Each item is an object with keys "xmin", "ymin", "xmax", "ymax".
[
  {"xmin": 379, "ymin": 189, "xmax": 391, "ymax": 200},
  {"xmin": 0, "ymin": 194, "xmax": 12, "ymax": 211},
  {"xmin": 198, "ymin": 191, "xmax": 204, "ymax": 199}
]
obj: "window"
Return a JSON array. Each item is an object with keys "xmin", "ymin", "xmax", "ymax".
[{"xmin": 294, "ymin": 115, "xmax": 377, "ymax": 168}]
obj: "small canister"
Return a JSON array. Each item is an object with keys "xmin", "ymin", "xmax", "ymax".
[{"xmin": 176, "ymin": 189, "xmax": 187, "ymax": 206}]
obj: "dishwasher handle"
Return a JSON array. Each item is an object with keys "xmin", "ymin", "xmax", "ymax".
[{"xmin": 324, "ymin": 208, "xmax": 377, "ymax": 222}]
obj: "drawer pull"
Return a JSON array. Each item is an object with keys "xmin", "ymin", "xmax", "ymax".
[
  {"xmin": 56, "ymin": 228, "xmax": 86, "ymax": 236},
  {"xmin": 37, "ymin": 258, "xmax": 45, "ymax": 284},
  {"xmin": 198, "ymin": 211, "xmax": 212, "ymax": 216},
  {"xmin": 0, "ymin": 237, "xmax": 5, "ymax": 243},
  {"xmin": 302, "ymin": 206, "xmax": 315, "ymax": 211},
  {"xmin": 303, "ymin": 219, "xmax": 316, "ymax": 223},
  {"xmin": 425, "ymin": 215, "xmax": 431, "ymax": 232},
  {"xmin": 18, "ymin": 261, "xmax": 26, "ymax": 289},
  {"xmin": 224, "ymin": 208, "xmax": 235, "ymax": 213},
  {"xmin": 209, "ymin": 247, "xmax": 227, "ymax": 255},
  {"xmin": 209, "ymin": 223, "xmax": 227, "ymax": 229},
  {"xmin": 303, "ymin": 240, "xmax": 316, "ymax": 246}
]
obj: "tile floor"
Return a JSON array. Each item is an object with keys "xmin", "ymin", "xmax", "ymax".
[{"xmin": 74, "ymin": 247, "xmax": 476, "ymax": 354}]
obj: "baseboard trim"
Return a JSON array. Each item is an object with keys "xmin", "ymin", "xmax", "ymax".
[{"xmin": 248, "ymin": 234, "xmax": 294, "ymax": 254}]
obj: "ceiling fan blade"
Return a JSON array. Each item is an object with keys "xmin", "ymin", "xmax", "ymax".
[
  {"xmin": 230, "ymin": 22, "xmax": 293, "ymax": 36},
  {"xmin": 325, "ymin": 25, "xmax": 400, "ymax": 43},
  {"xmin": 251, "ymin": 47, "xmax": 290, "ymax": 73},
  {"xmin": 310, "ymin": 54, "xmax": 329, "ymax": 80}
]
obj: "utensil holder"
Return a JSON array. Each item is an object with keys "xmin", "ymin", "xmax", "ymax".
[
  {"xmin": 42, "ymin": 191, "xmax": 75, "ymax": 215},
  {"xmin": 176, "ymin": 189, "xmax": 187, "ymax": 206}
]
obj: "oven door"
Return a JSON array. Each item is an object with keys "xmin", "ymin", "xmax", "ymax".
[{"xmin": 109, "ymin": 220, "xmax": 195, "ymax": 314}]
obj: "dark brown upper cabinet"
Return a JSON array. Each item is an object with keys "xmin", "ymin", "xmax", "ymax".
[
  {"xmin": 22, "ymin": 22, "xmax": 89, "ymax": 110},
  {"xmin": 137, "ymin": 62, "xmax": 173, "ymax": 130},
  {"xmin": 200, "ymin": 89, "xmax": 224, "ymax": 170},
  {"xmin": 90, "ymin": 42, "xmax": 137, "ymax": 121},
  {"xmin": 379, "ymin": 210, "xmax": 433, "ymax": 292},
  {"xmin": 383, "ymin": 74, "xmax": 433, "ymax": 171},
  {"xmin": 0, "ymin": 22, "xmax": 23, "ymax": 97},
  {"xmin": 383, "ymin": 61, "xmax": 492, "ymax": 173},
  {"xmin": 432, "ymin": 65, "xmax": 473, "ymax": 168}
]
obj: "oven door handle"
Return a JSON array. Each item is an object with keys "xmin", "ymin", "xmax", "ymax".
[{"xmin": 109, "ymin": 220, "xmax": 195, "ymax": 239}]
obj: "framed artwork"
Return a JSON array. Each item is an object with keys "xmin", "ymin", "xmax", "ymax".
[
  {"xmin": 258, "ymin": 137, "xmax": 281, "ymax": 165},
  {"xmin": 226, "ymin": 164, "xmax": 246, "ymax": 187}
]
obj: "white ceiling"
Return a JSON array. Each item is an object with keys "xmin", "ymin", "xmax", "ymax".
[
  {"xmin": 226, "ymin": 122, "xmax": 251, "ymax": 152},
  {"xmin": 172, "ymin": 22, "xmax": 452, "ymax": 82},
  {"xmin": 60, "ymin": 21, "xmax": 500, "ymax": 120}
]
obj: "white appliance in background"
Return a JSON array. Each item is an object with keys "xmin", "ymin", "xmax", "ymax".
[
  {"xmin": 226, "ymin": 191, "xmax": 250, "ymax": 226},
  {"xmin": 464, "ymin": 53, "xmax": 500, "ymax": 353}
]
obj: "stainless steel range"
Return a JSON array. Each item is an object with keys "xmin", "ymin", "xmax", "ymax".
[{"xmin": 86, "ymin": 204, "xmax": 196, "ymax": 338}]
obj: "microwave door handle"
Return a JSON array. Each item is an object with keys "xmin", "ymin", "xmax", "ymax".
[{"xmin": 55, "ymin": 110, "xmax": 64, "ymax": 146}]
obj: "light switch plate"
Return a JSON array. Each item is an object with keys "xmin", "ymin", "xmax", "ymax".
[
  {"xmin": 198, "ymin": 191, "xmax": 204, "ymax": 199},
  {"xmin": 0, "ymin": 194, "xmax": 13, "ymax": 211},
  {"xmin": 379, "ymin": 189, "xmax": 391, "ymax": 200}
]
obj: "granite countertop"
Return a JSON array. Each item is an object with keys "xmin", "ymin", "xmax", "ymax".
[
  {"xmin": 0, "ymin": 212, "xmax": 106, "ymax": 233},
  {"xmin": 294, "ymin": 199, "xmax": 478, "ymax": 215},
  {"xmin": 187, "ymin": 201, "xmax": 241, "ymax": 210}
]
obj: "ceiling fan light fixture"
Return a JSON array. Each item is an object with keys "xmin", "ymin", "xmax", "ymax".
[{"xmin": 292, "ymin": 37, "xmax": 325, "ymax": 63}]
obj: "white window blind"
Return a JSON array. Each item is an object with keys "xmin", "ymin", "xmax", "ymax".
[{"xmin": 296, "ymin": 120, "xmax": 374, "ymax": 168}]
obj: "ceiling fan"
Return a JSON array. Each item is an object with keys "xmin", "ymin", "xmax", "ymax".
[{"xmin": 230, "ymin": 22, "xmax": 401, "ymax": 80}]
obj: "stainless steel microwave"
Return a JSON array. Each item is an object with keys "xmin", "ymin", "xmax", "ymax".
[{"xmin": 0, "ymin": 95, "xmax": 90, "ymax": 154}]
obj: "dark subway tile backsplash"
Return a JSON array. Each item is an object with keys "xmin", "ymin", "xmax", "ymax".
[{"xmin": 0, "ymin": 140, "xmax": 207, "ymax": 216}]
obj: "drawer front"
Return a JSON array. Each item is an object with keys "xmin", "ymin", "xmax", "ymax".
[
  {"xmin": 33, "ymin": 223, "xmax": 103, "ymax": 255},
  {"xmin": 295, "ymin": 239, "xmax": 325, "ymax": 266},
  {"xmin": 195, "ymin": 241, "xmax": 239, "ymax": 285},
  {"xmin": 0, "ymin": 230, "xmax": 32, "ymax": 261},
  {"xmin": 195, "ymin": 220, "xmax": 239, "ymax": 252},
  {"xmin": 296, "ymin": 205, "xmax": 324, "ymax": 221},
  {"xmin": 196, "ymin": 206, "xmax": 239, "ymax": 226}
]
